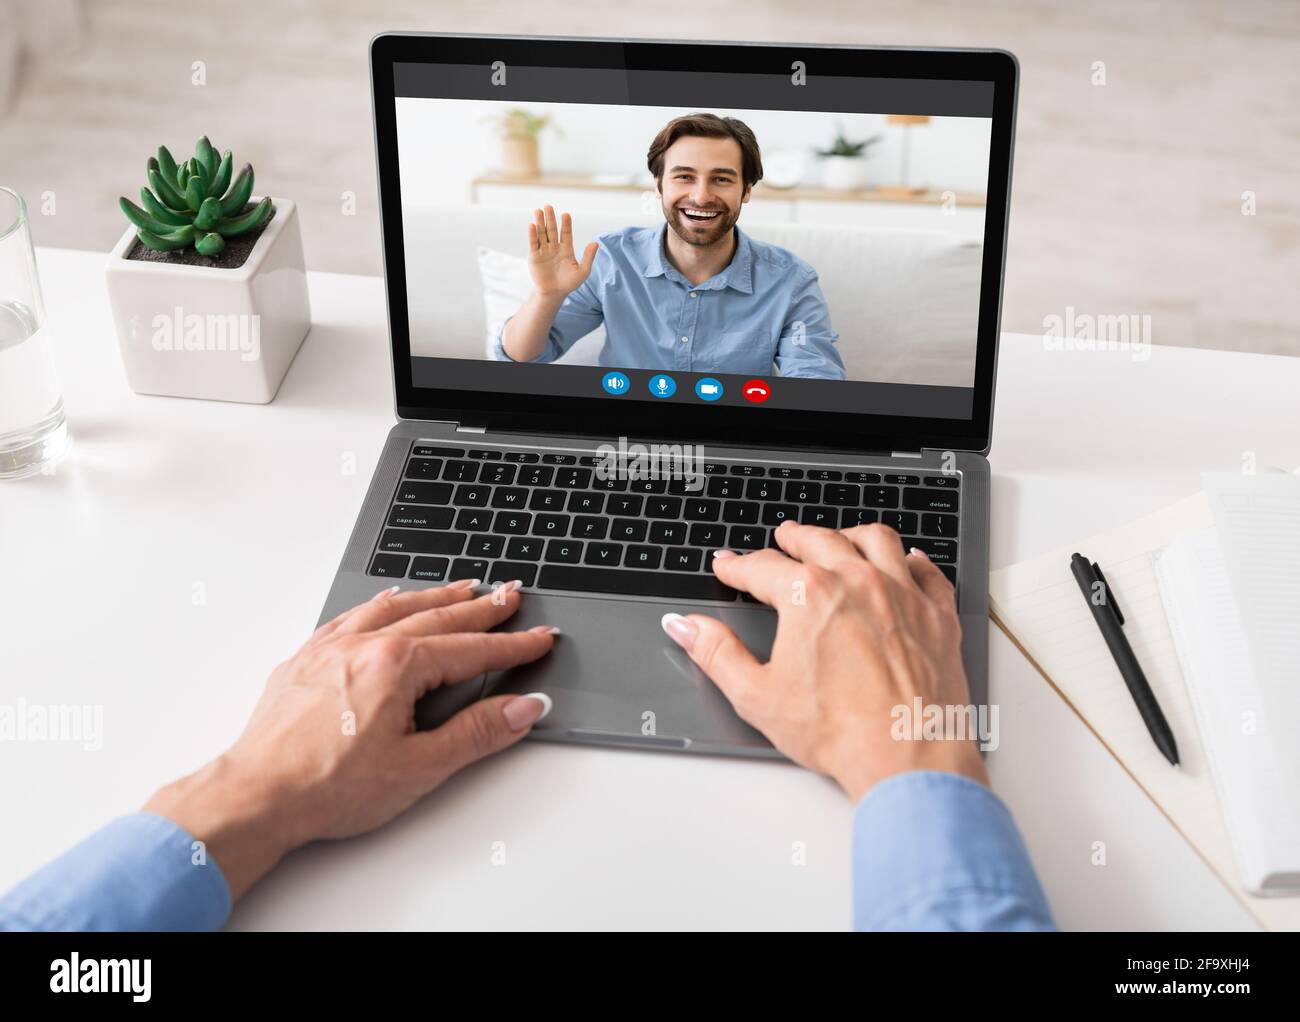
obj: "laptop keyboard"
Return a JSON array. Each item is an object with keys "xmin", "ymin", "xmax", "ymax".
[{"xmin": 367, "ymin": 442, "xmax": 960, "ymax": 601}]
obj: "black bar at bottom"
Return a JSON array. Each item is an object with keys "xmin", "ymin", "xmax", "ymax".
[{"xmin": 539, "ymin": 565, "xmax": 737, "ymax": 601}]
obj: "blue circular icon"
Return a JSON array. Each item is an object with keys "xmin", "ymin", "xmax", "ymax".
[
  {"xmin": 602, "ymin": 371, "xmax": 630, "ymax": 395},
  {"xmin": 648, "ymin": 374, "xmax": 677, "ymax": 398},
  {"xmin": 694, "ymin": 377, "xmax": 724, "ymax": 401}
]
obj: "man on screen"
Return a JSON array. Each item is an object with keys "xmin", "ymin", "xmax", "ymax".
[{"xmin": 495, "ymin": 113, "xmax": 846, "ymax": 380}]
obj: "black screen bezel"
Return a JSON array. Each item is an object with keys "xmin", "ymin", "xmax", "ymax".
[{"xmin": 372, "ymin": 33, "xmax": 1017, "ymax": 455}]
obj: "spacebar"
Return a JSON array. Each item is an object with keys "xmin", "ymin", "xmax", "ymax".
[{"xmin": 538, "ymin": 565, "xmax": 737, "ymax": 601}]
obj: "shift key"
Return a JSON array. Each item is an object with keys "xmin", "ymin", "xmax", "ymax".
[{"xmin": 378, "ymin": 528, "xmax": 466, "ymax": 555}]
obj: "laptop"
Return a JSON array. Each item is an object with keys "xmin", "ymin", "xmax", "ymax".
[{"xmin": 318, "ymin": 33, "xmax": 1018, "ymax": 757}]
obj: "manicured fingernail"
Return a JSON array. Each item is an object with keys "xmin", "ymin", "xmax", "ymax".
[
  {"xmin": 496, "ymin": 579, "xmax": 523, "ymax": 594},
  {"xmin": 713, "ymin": 549, "xmax": 737, "ymax": 560},
  {"xmin": 449, "ymin": 577, "xmax": 480, "ymax": 590},
  {"xmin": 661, "ymin": 612, "xmax": 698, "ymax": 652},
  {"xmin": 529, "ymin": 624, "xmax": 561, "ymax": 635},
  {"xmin": 909, "ymin": 547, "xmax": 928, "ymax": 559},
  {"xmin": 777, "ymin": 519, "xmax": 794, "ymax": 528},
  {"xmin": 504, "ymin": 692, "xmax": 553, "ymax": 731},
  {"xmin": 371, "ymin": 585, "xmax": 400, "ymax": 601}
]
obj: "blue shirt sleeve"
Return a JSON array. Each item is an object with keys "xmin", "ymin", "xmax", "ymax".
[
  {"xmin": 774, "ymin": 267, "xmax": 845, "ymax": 380},
  {"xmin": 852, "ymin": 770, "xmax": 1056, "ymax": 931},
  {"xmin": 0, "ymin": 812, "xmax": 232, "ymax": 931}
]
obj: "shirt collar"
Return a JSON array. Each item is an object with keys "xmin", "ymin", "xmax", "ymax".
[{"xmin": 641, "ymin": 222, "xmax": 754, "ymax": 295}]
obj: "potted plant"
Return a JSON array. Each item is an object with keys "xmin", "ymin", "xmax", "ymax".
[
  {"xmin": 815, "ymin": 126, "xmax": 881, "ymax": 191},
  {"xmin": 484, "ymin": 109, "xmax": 560, "ymax": 179},
  {"xmin": 104, "ymin": 137, "xmax": 311, "ymax": 403}
]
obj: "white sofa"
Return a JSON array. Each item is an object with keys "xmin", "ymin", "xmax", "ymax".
[{"xmin": 402, "ymin": 203, "xmax": 982, "ymax": 388}]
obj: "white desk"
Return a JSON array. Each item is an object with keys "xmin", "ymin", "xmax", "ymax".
[{"xmin": 3, "ymin": 247, "xmax": 1293, "ymax": 930}]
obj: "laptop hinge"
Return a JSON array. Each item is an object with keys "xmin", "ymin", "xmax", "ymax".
[
  {"xmin": 890, "ymin": 450, "xmax": 923, "ymax": 459},
  {"xmin": 455, "ymin": 424, "xmax": 487, "ymax": 434}
]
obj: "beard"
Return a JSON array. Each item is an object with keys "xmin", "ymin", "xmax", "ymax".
[{"xmin": 663, "ymin": 200, "xmax": 740, "ymax": 248}]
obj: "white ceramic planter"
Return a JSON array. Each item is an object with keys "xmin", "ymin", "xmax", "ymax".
[
  {"xmin": 105, "ymin": 196, "xmax": 311, "ymax": 403},
  {"xmin": 820, "ymin": 155, "xmax": 870, "ymax": 191}
]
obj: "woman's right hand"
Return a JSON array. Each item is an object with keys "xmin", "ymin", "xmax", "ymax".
[{"xmin": 661, "ymin": 521, "xmax": 989, "ymax": 802}]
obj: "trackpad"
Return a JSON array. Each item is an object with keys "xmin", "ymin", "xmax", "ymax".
[{"xmin": 415, "ymin": 593, "xmax": 776, "ymax": 752}]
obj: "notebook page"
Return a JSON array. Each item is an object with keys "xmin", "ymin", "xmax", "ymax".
[{"xmin": 989, "ymin": 490, "xmax": 1300, "ymax": 930}]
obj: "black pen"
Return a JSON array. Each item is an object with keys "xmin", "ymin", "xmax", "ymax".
[{"xmin": 1069, "ymin": 552, "xmax": 1179, "ymax": 766}]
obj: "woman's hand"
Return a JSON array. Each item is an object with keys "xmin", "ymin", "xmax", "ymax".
[
  {"xmin": 662, "ymin": 521, "xmax": 988, "ymax": 802},
  {"xmin": 144, "ymin": 579, "xmax": 557, "ymax": 900}
]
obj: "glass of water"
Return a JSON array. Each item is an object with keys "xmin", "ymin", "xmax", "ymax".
[{"xmin": 0, "ymin": 186, "xmax": 68, "ymax": 479}]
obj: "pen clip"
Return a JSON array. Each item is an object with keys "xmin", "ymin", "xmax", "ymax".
[{"xmin": 1091, "ymin": 561, "xmax": 1124, "ymax": 626}]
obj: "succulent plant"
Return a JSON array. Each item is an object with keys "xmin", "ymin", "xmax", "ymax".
[{"xmin": 118, "ymin": 137, "xmax": 272, "ymax": 257}]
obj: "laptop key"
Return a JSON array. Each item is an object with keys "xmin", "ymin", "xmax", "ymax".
[
  {"xmin": 529, "ymin": 489, "xmax": 566, "ymax": 511},
  {"xmin": 542, "ymin": 453, "xmax": 576, "ymax": 465},
  {"xmin": 450, "ymin": 558, "xmax": 490, "ymax": 581},
  {"xmin": 442, "ymin": 460, "xmax": 479, "ymax": 483},
  {"xmin": 454, "ymin": 509, "xmax": 493, "ymax": 532},
  {"xmin": 768, "ymin": 466, "xmax": 803, "ymax": 479},
  {"xmin": 664, "ymin": 547, "xmax": 702, "ymax": 571},
  {"xmin": 728, "ymin": 526, "xmax": 766, "ymax": 550},
  {"xmin": 938, "ymin": 564, "xmax": 957, "ymax": 585},
  {"xmin": 689, "ymin": 523, "xmax": 727, "ymax": 546},
  {"xmin": 545, "ymin": 539, "xmax": 583, "ymax": 563},
  {"xmin": 884, "ymin": 473, "xmax": 919, "ymax": 485},
  {"xmin": 505, "ymin": 537, "xmax": 542, "ymax": 561},
  {"xmin": 684, "ymin": 498, "xmax": 721, "ymax": 521},
  {"xmin": 409, "ymin": 556, "xmax": 450, "ymax": 581},
  {"xmin": 481, "ymin": 463, "xmax": 517, "ymax": 485},
  {"xmin": 841, "ymin": 508, "xmax": 881, "ymax": 528},
  {"xmin": 624, "ymin": 544, "xmax": 663, "ymax": 569},
  {"xmin": 732, "ymin": 465, "xmax": 764, "ymax": 477},
  {"xmin": 707, "ymin": 476, "xmax": 744, "ymax": 499},
  {"xmin": 799, "ymin": 506, "xmax": 837, "ymax": 527},
  {"xmin": 555, "ymin": 467, "xmax": 591, "ymax": 488},
  {"xmin": 583, "ymin": 542, "xmax": 622, "ymax": 566},
  {"xmin": 380, "ymin": 529, "xmax": 466, "ymax": 555},
  {"xmin": 630, "ymin": 478, "xmax": 668, "ymax": 494},
  {"xmin": 519, "ymin": 465, "xmax": 555, "ymax": 487},
  {"xmin": 567, "ymin": 490, "xmax": 605, "ymax": 514},
  {"xmin": 649, "ymin": 521, "xmax": 687, "ymax": 544},
  {"xmin": 488, "ymin": 561, "xmax": 539, "ymax": 587},
  {"xmin": 539, "ymin": 565, "xmax": 736, "ymax": 601},
  {"xmin": 863, "ymin": 486, "xmax": 900, "ymax": 508},
  {"xmin": 467, "ymin": 449, "xmax": 503, "ymax": 460},
  {"xmin": 405, "ymin": 456, "xmax": 442, "ymax": 479},
  {"xmin": 504, "ymin": 451, "xmax": 540, "ymax": 463},
  {"xmin": 786, "ymin": 481, "xmax": 822, "ymax": 503},
  {"xmin": 922, "ymin": 513, "xmax": 958, "ymax": 538},
  {"xmin": 532, "ymin": 513, "xmax": 570, "ymax": 536},
  {"xmin": 490, "ymin": 487, "xmax": 529, "ymax": 509},
  {"xmin": 591, "ymin": 476, "xmax": 629, "ymax": 491},
  {"xmin": 466, "ymin": 534, "xmax": 506, "ymax": 558},
  {"xmin": 368, "ymin": 552, "xmax": 409, "ymax": 577},
  {"xmin": 846, "ymin": 471, "xmax": 882, "ymax": 483},
  {"xmin": 413, "ymin": 445, "xmax": 461, "ymax": 458},
  {"xmin": 745, "ymin": 478, "xmax": 782, "ymax": 501},
  {"xmin": 722, "ymin": 500, "xmax": 759, "ymax": 524},
  {"xmin": 906, "ymin": 537, "xmax": 957, "ymax": 563},
  {"xmin": 761, "ymin": 503, "xmax": 799, "ymax": 526},
  {"xmin": 903, "ymin": 488, "xmax": 959, "ymax": 513},
  {"xmin": 606, "ymin": 494, "xmax": 644, "ymax": 517},
  {"xmin": 387, "ymin": 505, "xmax": 454, "ymax": 530},
  {"xmin": 494, "ymin": 511, "xmax": 532, "ymax": 535},
  {"xmin": 395, "ymin": 480, "xmax": 452, "ymax": 505},
  {"xmin": 823, "ymin": 484, "xmax": 860, "ymax": 506},
  {"xmin": 611, "ymin": 518, "xmax": 648, "ymax": 543},
  {"xmin": 924, "ymin": 475, "xmax": 960, "ymax": 488},
  {"xmin": 646, "ymin": 496, "xmax": 682, "ymax": 518},
  {"xmin": 572, "ymin": 516, "xmax": 609, "ymax": 540},
  {"xmin": 882, "ymin": 511, "xmax": 919, "ymax": 534},
  {"xmin": 806, "ymin": 469, "xmax": 843, "ymax": 481},
  {"xmin": 454, "ymin": 484, "xmax": 490, "ymax": 506}
]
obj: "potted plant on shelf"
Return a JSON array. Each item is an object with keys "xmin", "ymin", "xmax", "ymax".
[
  {"xmin": 484, "ymin": 108, "xmax": 560, "ymax": 179},
  {"xmin": 104, "ymin": 136, "xmax": 311, "ymax": 403},
  {"xmin": 815, "ymin": 126, "xmax": 881, "ymax": 191}
]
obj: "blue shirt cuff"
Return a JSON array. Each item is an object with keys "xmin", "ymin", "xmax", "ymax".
[
  {"xmin": 0, "ymin": 812, "xmax": 232, "ymax": 931},
  {"xmin": 852, "ymin": 770, "xmax": 1056, "ymax": 931}
]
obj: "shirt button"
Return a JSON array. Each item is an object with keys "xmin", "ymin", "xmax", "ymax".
[
  {"xmin": 681, "ymin": 336, "xmax": 688, "ymax": 343},
  {"xmin": 690, "ymin": 292, "xmax": 698, "ymax": 298}
]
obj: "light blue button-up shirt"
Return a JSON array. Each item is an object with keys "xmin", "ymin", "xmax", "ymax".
[
  {"xmin": 493, "ymin": 223, "xmax": 847, "ymax": 380},
  {"xmin": 0, "ymin": 771, "xmax": 1054, "ymax": 931}
]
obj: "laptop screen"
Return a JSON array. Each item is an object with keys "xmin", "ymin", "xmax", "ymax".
[{"xmin": 375, "ymin": 38, "xmax": 1015, "ymax": 452}]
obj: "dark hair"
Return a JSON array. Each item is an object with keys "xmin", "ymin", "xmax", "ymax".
[{"xmin": 647, "ymin": 113, "xmax": 764, "ymax": 191}]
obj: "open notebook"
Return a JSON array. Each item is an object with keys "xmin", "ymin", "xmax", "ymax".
[{"xmin": 989, "ymin": 474, "xmax": 1300, "ymax": 931}]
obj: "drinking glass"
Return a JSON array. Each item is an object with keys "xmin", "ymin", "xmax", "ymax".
[{"xmin": 0, "ymin": 186, "xmax": 68, "ymax": 479}]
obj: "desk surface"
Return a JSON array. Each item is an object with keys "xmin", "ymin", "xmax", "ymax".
[{"xmin": 3, "ymin": 247, "xmax": 1294, "ymax": 930}]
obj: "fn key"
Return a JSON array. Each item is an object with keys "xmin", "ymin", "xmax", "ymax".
[{"xmin": 369, "ymin": 553, "xmax": 409, "ymax": 578}]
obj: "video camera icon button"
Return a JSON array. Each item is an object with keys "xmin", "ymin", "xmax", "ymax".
[
  {"xmin": 602, "ymin": 371, "xmax": 630, "ymax": 395},
  {"xmin": 694, "ymin": 377, "xmax": 723, "ymax": 401}
]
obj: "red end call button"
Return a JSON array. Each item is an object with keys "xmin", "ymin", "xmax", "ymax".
[{"xmin": 741, "ymin": 379, "xmax": 771, "ymax": 403}]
